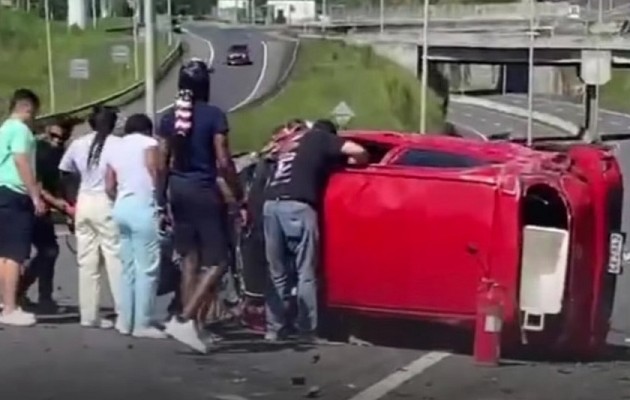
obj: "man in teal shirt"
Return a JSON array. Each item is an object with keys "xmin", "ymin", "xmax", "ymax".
[{"xmin": 0, "ymin": 89, "xmax": 45, "ymax": 327}]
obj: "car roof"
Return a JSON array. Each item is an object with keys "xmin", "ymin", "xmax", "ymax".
[{"xmin": 229, "ymin": 44, "xmax": 248, "ymax": 50}]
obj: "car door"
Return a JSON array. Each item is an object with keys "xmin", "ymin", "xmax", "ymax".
[{"xmin": 323, "ymin": 148, "xmax": 498, "ymax": 317}]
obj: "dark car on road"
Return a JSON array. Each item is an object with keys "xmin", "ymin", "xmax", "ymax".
[{"xmin": 226, "ymin": 44, "xmax": 252, "ymax": 66}]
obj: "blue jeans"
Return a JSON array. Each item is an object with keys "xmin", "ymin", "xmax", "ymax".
[
  {"xmin": 263, "ymin": 200, "xmax": 319, "ymax": 335},
  {"xmin": 112, "ymin": 195, "xmax": 160, "ymax": 331}
]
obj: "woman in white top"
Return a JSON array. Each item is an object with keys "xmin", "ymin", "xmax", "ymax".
[
  {"xmin": 58, "ymin": 106, "xmax": 122, "ymax": 329},
  {"xmin": 104, "ymin": 114, "xmax": 166, "ymax": 339}
]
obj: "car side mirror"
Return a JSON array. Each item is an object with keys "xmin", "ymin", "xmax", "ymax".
[{"xmin": 208, "ymin": 66, "xmax": 215, "ymax": 74}]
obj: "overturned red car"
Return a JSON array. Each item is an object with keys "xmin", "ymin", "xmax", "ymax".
[{"xmin": 320, "ymin": 131, "xmax": 624, "ymax": 359}]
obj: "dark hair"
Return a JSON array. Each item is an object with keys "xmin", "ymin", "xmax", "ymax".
[
  {"xmin": 312, "ymin": 119, "xmax": 338, "ymax": 135},
  {"xmin": 9, "ymin": 88, "xmax": 40, "ymax": 112},
  {"xmin": 48, "ymin": 115, "xmax": 79, "ymax": 139},
  {"xmin": 87, "ymin": 107, "xmax": 117, "ymax": 169},
  {"xmin": 124, "ymin": 113, "xmax": 153, "ymax": 136},
  {"xmin": 87, "ymin": 105, "xmax": 118, "ymax": 131},
  {"xmin": 171, "ymin": 59, "xmax": 211, "ymax": 170},
  {"xmin": 286, "ymin": 119, "xmax": 306, "ymax": 130}
]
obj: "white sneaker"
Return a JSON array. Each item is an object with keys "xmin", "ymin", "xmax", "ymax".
[
  {"xmin": 133, "ymin": 327, "xmax": 168, "ymax": 339},
  {"xmin": 0, "ymin": 308, "xmax": 36, "ymax": 326},
  {"xmin": 81, "ymin": 319, "xmax": 114, "ymax": 329},
  {"xmin": 164, "ymin": 316, "xmax": 208, "ymax": 354},
  {"xmin": 115, "ymin": 318, "xmax": 131, "ymax": 335}
]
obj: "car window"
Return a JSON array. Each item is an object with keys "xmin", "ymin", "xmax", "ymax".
[
  {"xmin": 230, "ymin": 45, "xmax": 248, "ymax": 52},
  {"xmin": 392, "ymin": 148, "xmax": 493, "ymax": 168}
]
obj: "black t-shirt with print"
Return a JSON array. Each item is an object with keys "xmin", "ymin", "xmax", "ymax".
[{"xmin": 265, "ymin": 129, "xmax": 346, "ymax": 208}]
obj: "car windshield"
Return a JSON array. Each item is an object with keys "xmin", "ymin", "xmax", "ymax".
[{"xmin": 230, "ymin": 45, "xmax": 248, "ymax": 52}]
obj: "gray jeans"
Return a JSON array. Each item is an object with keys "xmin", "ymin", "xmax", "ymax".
[{"xmin": 263, "ymin": 200, "xmax": 319, "ymax": 335}]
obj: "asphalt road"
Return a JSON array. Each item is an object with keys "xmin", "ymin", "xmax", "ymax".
[
  {"xmin": 7, "ymin": 26, "xmax": 630, "ymax": 400},
  {"xmin": 448, "ymin": 101, "xmax": 567, "ymax": 139},
  {"xmin": 485, "ymin": 93, "xmax": 630, "ymax": 136}
]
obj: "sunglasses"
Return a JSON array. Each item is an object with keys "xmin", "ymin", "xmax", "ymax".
[{"xmin": 48, "ymin": 130, "xmax": 67, "ymax": 142}]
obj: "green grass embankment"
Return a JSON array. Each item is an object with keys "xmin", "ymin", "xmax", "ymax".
[
  {"xmin": 600, "ymin": 70, "xmax": 630, "ymax": 112},
  {"xmin": 0, "ymin": 11, "xmax": 171, "ymax": 117},
  {"xmin": 229, "ymin": 39, "xmax": 445, "ymax": 152}
]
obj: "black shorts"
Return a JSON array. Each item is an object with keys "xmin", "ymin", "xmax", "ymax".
[
  {"xmin": 168, "ymin": 177, "xmax": 230, "ymax": 268},
  {"xmin": 0, "ymin": 187, "xmax": 35, "ymax": 264}
]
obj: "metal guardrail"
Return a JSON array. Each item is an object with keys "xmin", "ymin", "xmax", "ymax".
[{"xmin": 35, "ymin": 37, "xmax": 184, "ymax": 126}]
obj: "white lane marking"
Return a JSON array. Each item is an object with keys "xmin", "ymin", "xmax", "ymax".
[
  {"xmin": 611, "ymin": 120, "xmax": 621, "ymax": 125},
  {"xmin": 346, "ymin": 352, "xmax": 450, "ymax": 400},
  {"xmin": 229, "ymin": 40, "xmax": 269, "ymax": 112},
  {"xmin": 494, "ymin": 122, "xmax": 502, "ymax": 126},
  {"xmin": 449, "ymin": 120, "xmax": 488, "ymax": 141},
  {"xmin": 156, "ymin": 29, "xmax": 216, "ymax": 114},
  {"xmin": 506, "ymin": 93, "xmax": 630, "ymax": 120},
  {"xmin": 463, "ymin": 113, "xmax": 472, "ymax": 118}
]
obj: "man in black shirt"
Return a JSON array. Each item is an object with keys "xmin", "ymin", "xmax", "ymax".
[
  {"xmin": 263, "ymin": 119, "xmax": 368, "ymax": 341},
  {"xmin": 19, "ymin": 119, "xmax": 73, "ymax": 313}
]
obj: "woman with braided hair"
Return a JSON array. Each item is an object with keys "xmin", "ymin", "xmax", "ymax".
[
  {"xmin": 58, "ymin": 106, "xmax": 123, "ymax": 329},
  {"xmin": 157, "ymin": 58, "xmax": 247, "ymax": 353}
]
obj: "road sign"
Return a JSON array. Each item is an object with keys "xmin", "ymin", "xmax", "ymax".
[
  {"xmin": 111, "ymin": 45, "xmax": 130, "ymax": 64},
  {"xmin": 331, "ymin": 101, "xmax": 355, "ymax": 127},
  {"xmin": 580, "ymin": 50, "xmax": 611, "ymax": 85},
  {"xmin": 69, "ymin": 59, "xmax": 90, "ymax": 80}
]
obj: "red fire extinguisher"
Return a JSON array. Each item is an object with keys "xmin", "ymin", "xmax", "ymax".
[{"xmin": 473, "ymin": 279, "xmax": 504, "ymax": 367}]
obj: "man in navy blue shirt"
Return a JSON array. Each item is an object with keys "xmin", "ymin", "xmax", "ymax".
[{"xmin": 157, "ymin": 59, "xmax": 246, "ymax": 354}]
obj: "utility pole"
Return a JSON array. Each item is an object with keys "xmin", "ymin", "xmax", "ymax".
[
  {"xmin": 167, "ymin": 0, "xmax": 173, "ymax": 46},
  {"xmin": 419, "ymin": 0, "xmax": 429, "ymax": 134},
  {"xmin": 379, "ymin": 0, "xmax": 384, "ymax": 36},
  {"xmin": 526, "ymin": 0, "xmax": 535, "ymax": 146},
  {"xmin": 45, "ymin": 0, "xmax": 56, "ymax": 112},
  {"xmin": 144, "ymin": 0, "xmax": 156, "ymax": 123},
  {"xmin": 91, "ymin": 0, "xmax": 97, "ymax": 28}
]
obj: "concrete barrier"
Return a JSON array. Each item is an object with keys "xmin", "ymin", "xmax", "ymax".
[{"xmin": 450, "ymin": 95, "xmax": 580, "ymax": 135}]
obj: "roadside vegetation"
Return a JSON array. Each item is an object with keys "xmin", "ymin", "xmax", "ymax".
[
  {"xmin": 229, "ymin": 39, "xmax": 445, "ymax": 152},
  {"xmin": 0, "ymin": 10, "xmax": 171, "ymax": 117},
  {"xmin": 600, "ymin": 70, "xmax": 630, "ymax": 112}
]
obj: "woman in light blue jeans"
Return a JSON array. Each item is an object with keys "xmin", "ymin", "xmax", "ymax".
[{"xmin": 104, "ymin": 114, "xmax": 166, "ymax": 339}]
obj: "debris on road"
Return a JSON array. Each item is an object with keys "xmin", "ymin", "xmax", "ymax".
[
  {"xmin": 349, "ymin": 335, "xmax": 373, "ymax": 347},
  {"xmin": 291, "ymin": 376, "xmax": 306, "ymax": 386},
  {"xmin": 305, "ymin": 385, "xmax": 321, "ymax": 398}
]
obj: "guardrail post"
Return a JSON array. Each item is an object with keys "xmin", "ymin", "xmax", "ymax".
[{"xmin": 144, "ymin": 0, "xmax": 156, "ymax": 122}]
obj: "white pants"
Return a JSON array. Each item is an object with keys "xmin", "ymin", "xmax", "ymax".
[{"xmin": 75, "ymin": 192, "xmax": 122, "ymax": 324}]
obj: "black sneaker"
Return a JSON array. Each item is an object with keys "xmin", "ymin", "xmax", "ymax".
[
  {"xmin": 19, "ymin": 297, "xmax": 38, "ymax": 312},
  {"xmin": 37, "ymin": 299, "xmax": 59, "ymax": 314}
]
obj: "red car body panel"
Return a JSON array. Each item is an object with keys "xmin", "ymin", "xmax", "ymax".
[{"xmin": 321, "ymin": 131, "xmax": 623, "ymax": 356}]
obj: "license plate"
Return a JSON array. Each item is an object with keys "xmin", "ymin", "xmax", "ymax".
[{"xmin": 608, "ymin": 232, "xmax": 625, "ymax": 274}]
